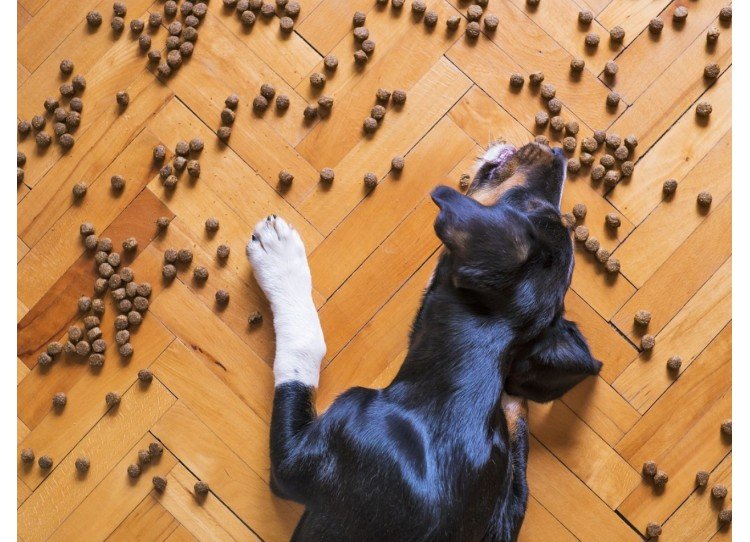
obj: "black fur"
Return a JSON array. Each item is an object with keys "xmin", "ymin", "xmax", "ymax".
[{"xmin": 270, "ymin": 143, "xmax": 601, "ymax": 541}]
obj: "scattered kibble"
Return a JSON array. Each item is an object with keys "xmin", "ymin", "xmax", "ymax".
[
  {"xmin": 153, "ymin": 475, "xmax": 167, "ymax": 492},
  {"xmin": 39, "ymin": 455, "xmax": 53, "ymax": 470},
  {"xmin": 605, "ymin": 257, "xmax": 620, "ymax": 274},
  {"xmin": 138, "ymin": 449, "xmax": 152, "ymax": 465},
  {"xmin": 466, "ymin": 21, "xmax": 481, "ymax": 39},
  {"xmin": 634, "ymin": 310, "xmax": 652, "ymax": 326},
  {"xmin": 534, "ymin": 111, "xmax": 549, "ymax": 127},
  {"xmin": 585, "ymin": 32, "xmax": 600, "ymax": 47},
  {"xmin": 216, "ymin": 289, "xmax": 230, "ymax": 304},
  {"xmin": 391, "ymin": 156, "xmax": 405, "ymax": 172},
  {"xmin": 712, "ymin": 484, "xmax": 728, "ymax": 499},
  {"xmin": 52, "ymin": 392, "xmax": 67, "ymax": 409},
  {"xmin": 509, "ymin": 73, "xmax": 524, "ymax": 88},
  {"xmin": 645, "ymin": 523, "xmax": 662, "ymax": 539},
  {"xmin": 574, "ymin": 225, "xmax": 589, "ymax": 242},
  {"xmin": 484, "ymin": 15, "xmax": 498, "ymax": 32},
  {"xmin": 120, "ymin": 343, "xmax": 134, "ymax": 357},
  {"xmin": 584, "ymin": 237, "xmax": 599, "ymax": 253},
  {"xmin": 138, "ymin": 369, "xmax": 153, "ymax": 382},
  {"xmin": 127, "ymin": 463, "xmax": 141, "ymax": 478},
  {"xmin": 278, "ymin": 170, "xmax": 294, "ymax": 187},
  {"xmin": 217, "ymin": 126, "xmax": 232, "ymax": 142},
  {"xmin": 75, "ymin": 456, "xmax": 90, "ymax": 473},
  {"xmin": 649, "ymin": 18, "xmax": 664, "ymax": 34},
  {"xmin": 718, "ymin": 508, "xmax": 732, "ymax": 526},
  {"xmin": 21, "ymin": 448, "xmax": 35, "ymax": 464},
  {"xmin": 641, "ymin": 334, "xmax": 656, "ymax": 351},
  {"xmin": 116, "ymin": 91, "xmax": 130, "ymax": 108},
  {"xmin": 578, "ymin": 10, "xmax": 593, "ymax": 25},
  {"xmin": 446, "ymin": 15, "xmax": 461, "ymax": 31},
  {"xmin": 195, "ymin": 481, "xmax": 210, "ymax": 496},
  {"xmin": 572, "ymin": 203, "xmax": 587, "ymax": 220},
  {"xmin": 303, "ymin": 104, "xmax": 318, "ymax": 119},
  {"xmin": 193, "ymin": 266, "xmax": 209, "ymax": 281},
  {"xmin": 673, "ymin": 6, "xmax": 688, "ymax": 22},
  {"xmin": 561, "ymin": 213, "xmax": 576, "ymax": 229},
  {"xmin": 721, "ymin": 419, "xmax": 732, "ymax": 436},
  {"xmin": 696, "ymin": 102, "xmax": 712, "ymax": 117},
  {"xmin": 667, "ymin": 356, "xmax": 682, "ymax": 371},
  {"xmin": 364, "ymin": 172, "xmax": 378, "ymax": 189},
  {"xmin": 662, "ymin": 179, "xmax": 677, "ymax": 195},
  {"xmin": 704, "ymin": 63, "xmax": 720, "ymax": 79},
  {"xmin": 604, "ymin": 60, "xmax": 618, "ymax": 77},
  {"xmin": 707, "ymin": 26, "xmax": 720, "ymax": 43},
  {"xmin": 216, "ymin": 244, "xmax": 231, "ymax": 260},
  {"xmin": 363, "ymin": 117, "xmax": 378, "ymax": 133},
  {"xmin": 606, "ymin": 91, "xmax": 621, "ymax": 107},
  {"xmin": 86, "ymin": 10, "xmax": 103, "ymax": 27},
  {"xmin": 697, "ymin": 191, "xmax": 712, "ymax": 208},
  {"xmin": 696, "ymin": 470, "xmax": 709, "ymax": 486},
  {"xmin": 653, "ymin": 470, "xmax": 668, "ymax": 487}
]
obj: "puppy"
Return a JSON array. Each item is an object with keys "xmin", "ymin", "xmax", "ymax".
[{"xmin": 247, "ymin": 142, "xmax": 602, "ymax": 541}]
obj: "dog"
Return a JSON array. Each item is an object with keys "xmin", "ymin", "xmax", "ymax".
[{"xmin": 246, "ymin": 141, "xmax": 602, "ymax": 541}]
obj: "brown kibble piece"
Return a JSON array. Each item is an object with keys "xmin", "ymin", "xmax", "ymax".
[
  {"xmin": 193, "ymin": 266, "xmax": 209, "ymax": 281},
  {"xmin": 509, "ymin": 73, "xmax": 524, "ymax": 88},
  {"xmin": 584, "ymin": 237, "xmax": 599, "ymax": 253},
  {"xmin": 21, "ymin": 448, "xmax": 35, "ymax": 463},
  {"xmin": 570, "ymin": 58, "xmax": 585, "ymax": 73},
  {"xmin": 718, "ymin": 508, "xmax": 732, "ymax": 525},
  {"xmin": 540, "ymin": 83, "xmax": 556, "ymax": 100},
  {"xmin": 446, "ymin": 15, "xmax": 461, "ymax": 31},
  {"xmin": 578, "ymin": 10, "xmax": 593, "ymax": 25},
  {"xmin": 195, "ymin": 480, "xmax": 210, "ymax": 496},
  {"xmin": 645, "ymin": 523, "xmax": 662, "ymax": 539},
  {"xmin": 567, "ymin": 159, "xmax": 580, "ymax": 174},
  {"xmin": 163, "ymin": 264, "xmax": 177, "ymax": 280},
  {"xmin": 712, "ymin": 484, "xmax": 728, "ymax": 499},
  {"xmin": 323, "ymin": 55, "xmax": 338, "ymax": 71},
  {"xmin": 364, "ymin": 172, "xmax": 378, "ymax": 189},
  {"xmin": 153, "ymin": 476, "xmax": 167, "ymax": 492},
  {"xmin": 319, "ymin": 168, "xmax": 335, "ymax": 183},
  {"xmin": 86, "ymin": 11, "xmax": 103, "ymax": 27},
  {"xmin": 653, "ymin": 470, "xmax": 668, "ymax": 487},
  {"xmin": 127, "ymin": 464, "xmax": 141, "ymax": 478},
  {"xmin": 138, "ymin": 369, "xmax": 153, "ymax": 382},
  {"xmin": 562, "ymin": 137, "xmax": 577, "ymax": 153},
  {"xmin": 604, "ymin": 61, "xmax": 618, "ymax": 77},
  {"xmin": 663, "ymin": 179, "xmax": 677, "ymax": 195},
  {"xmin": 704, "ymin": 63, "xmax": 720, "ymax": 79},
  {"xmin": 667, "ymin": 356, "xmax": 682, "ymax": 371},
  {"xmin": 721, "ymin": 418, "xmax": 732, "ymax": 436},
  {"xmin": 534, "ymin": 111, "xmax": 549, "ymax": 127},
  {"xmin": 695, "ymin": 470, "xmax": 709, "ymax": 486},
  {"xmin": 606, "ymin": 91, "xmax": 621, "ymax": 107},
  {"xmin": 572, "ymin": 203, "xmax": 587, "ymax": 220},
  {"xmin": 391, "ymin": 156, "xmax": 405, "ymax": 172},
  {"xmin": 248, "ymin": 311, "xmax": 263, "ymax": 326},
  {"xmin": 217, "ymin": 244, "xmax": 231, "ymax": 259},
  {"xmin": 278, "ymin": 170, "xmax": 294, "ymax": 187},
  {"xmin": 574, "ymin": 226, "xmax": 589, "ymax": 242},
  {"xmin": 363, "ymin": 117, "xmax": 378, "ymax": 133},
  {"xmin": 696, "ymin": 102, "xmax": 712, "ymax": 117},
  {"xmin": 697, "ymin": 191, "xmax": 712, "ymax": 208},
  {"xmin": 216, "ymin": 289, "xmax": 230, "ymax": 304},
  {"xmin": 75, "ymin": 456, "xmax": 90, "ymax": 473},
  {"xmin": 609, "ymin": 26, "xmax": 625, "ymax": 43},
  {"xmin": 585, "ymin": 32, "xmax": 600, "ymax": 47},
  {"xmin": 649, "ymin": 18, "xmax": 664, "ymax": 34},
  {"xmin": 707, "ymin": 26, "xmax": 720, "ymax": 43},
  {"xmin": 217, "ymin": 126, "xmax": 232, "ymax": 142},
  {"xmin": 52, "ymin": 392, "xmax": 67, "ymax": 408},
  {"xmin": 673, "ymin": 6, "xmax": 687, "ymax": 22},
  {"xmin": 310, "ymin": 72, "xmax": 326, "ymax": 88},
  {"xmin": 641, "ymin": 334, "xmax": 656, "ymax": 351},
  {"xmin": 106, "ymin": 391, "xmax": 121, "ymax": 408},
  {"xmin": 561, "ymin": 213, "xmax": 576, "ymax": 229},
  {"xmin": 119, "ymin": 343, "xmax": 134, "ymax": 357},
  {"xmin": 605, "ymin": 257, "xmax": 620, "ymax": 274},
  {"xmin": 39, "ymin": 455, "xmax": 53, "ymax": 469},
  {"xmin": 634, "ymin": 310, "xmax": 651, "ymax": 326},
  {"xmin": 205, "ymin": 217, "xmax": 220, "ymax": 233},
  {"xmin": 116, "ymin": 330, "xmax": 130, "ymax": 346},
  {"xmin": 465, "ymin": 21, "xmax": 481, "ymax": 39}
]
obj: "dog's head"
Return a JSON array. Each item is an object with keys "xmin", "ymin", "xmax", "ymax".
[{"xmin": 430, "ymin": 141, "xmax": 601, "ymax": 402}]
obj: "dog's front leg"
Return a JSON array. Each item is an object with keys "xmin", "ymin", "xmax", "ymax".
[{"xmin": 247, "ymin": 216, "xmax": 327, "ymax": 502}]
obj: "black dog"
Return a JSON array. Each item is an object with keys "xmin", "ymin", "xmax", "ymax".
[{"xmin": 246, "ymin": 142, "xmax": 602, "ymax": 541}]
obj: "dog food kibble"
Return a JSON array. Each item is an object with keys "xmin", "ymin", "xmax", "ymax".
[
  {"xmin": 661, "ymin": 179, "xmax": 678, "ymax": 196},
  {"xmin": 721, "ymin": 418, "xmax": 732, "ymax": 436},
  {"xmin": 105, "ymin": 391, "xmax": 121, "ymax": 409},
  {"xmin": 534, "ymin": 111, "xmax": 549, "ymax": 127},
  {"xmin": 641, "ymin": 334, "xmax": 656, "ymax": 351},
  {"xmin": 68, "ymin": 326, "xmax": 83, "ymax": 344},
  {"xmin": 127, "ymin": 464, "xmax": 141, "ymax": 478},
  {"xmin": 215, "ymin": 289, "xmax": 230, "ymax": 305},
  {"xmin": 87, "ymin": 327, "xmax": 103, "ymax": 342},
  {"xmin": 18, "ymin": 120, "xmax": 31, "ymax": 137},
  {"xmin": 99, "ymin": 262, "xmax": 115, "ymax": 279},
  {"xmin": 164, "ymin": 248, "xmax": 179, "ymax": 264},
  {"xmin": 567, "ymin": 158, "xmax": 581, "ymax": 174},
  {"xmin": 634, "ymin": 310, "xmax": 652, "ymax": 326},
  {"xmin": 704, "ymin": 63, "xmax": 720, "ymax": 79},
  {"xmin": 156, "ymin": 217, "xmax": 170, "ymax": 232},
  {"xmin": 216, "ymin": 126, "xmax": 232, "ymax": 142},
  {"xmin": 85, "ymin": 235, "xmax": 99, "ymax": 251},
  {"xmin": 391, "ymin": 156, "xmax": 405, "ymax": 172},
  {"xmin": 78, "ymin": 295, "xmax": 92, "ymax": 313},
  {"xmin": 645, "ymin": 523, "xmax": 662, "ymax": 539},
  {"xmin": 361, "ymin": 39, "xmax": 376, "ymax": 56},
  {"xmin": 647, "ymin": 18, "xmax": 664, "ymax": 35},
  {"xmin": 664, "ymin": 355, "xmax": 682, "ymax": 372},
  {"xmin": 246, "ymin": 310, "xmax": 264, "ymax": 327},
  {"xmin": 605, "ymin": 257, "xmax": 620, "ymax": 274},
  {"xmin": 21, "ymin": 448, "xmax": 35, "ymax": 464},
  {"xmin": 277, "ymin": 170, "xmax": 294, "ymax": 188},
  {"xmin": 585, "ymin": 32, "xmax": 600, "ymax": 47},
  {"xmin": 509, "ymin": 73, "xmax": 525, "ymax": 89},
  {"xmin": 36, "ymin": 131, "xmax": 52, "ymax": 147},
  {"xmin": 614, "ymin": 146, "xmax": 630, "ymax": 161},
  {"xmin": 570, "ymin": 58, "xmax": 585, "ymax": 73},
  {"xmin": 128, "ymin": 310, "xmax": 142, "ymax": 326},
  {"xmin": 220, "ymin": 108, "xmax": 236, "ymax": 126},
  {"xmin": 697, "ymin": 191, "xmax": 712, "ymax": 208},
  {"xmin": 47, "ymin": 341, "xmax": 63, "ymax": 357},
  {"xmin": 364, "ymin": 172, "xmax": 378, "ymax": 189},
  {"xmin": 484, "ymin": 14, "xmax": 499, "ymax": 31},
  {"xmin": 162, "ymin": 264, "xmax": 177, "ymax": 280},
  {"xmin": 719, "ymin": 508, "xmax": 732, "ymax": 525},
  {"xmin": 534, "ymin": 135, "xmax": 549, "ymax": 146},
  {"xmin": 581, "ymin": 137, "xmax": 597, "ymax": 154},
  {"xmin": 718, "ymin": 5, "xmax": 732, "ymax": 22},
  {"xmin": 574, "ymin": 226, "xmax": 589, "ymax": 242},
  {"xmin": 540, "ymin": 83, "xmax": 556, "ymax": 100},
  {"xmin": 138, "ymin": 369, "xmax": 153, "ymax": 383},
  {"xmin": 694, "ymin": 470, "xmax": 710, "ymax": 487},
  {"xmin": 412, "ymin": 0, "xmax": 427, "ymax": 14},
  {"xmin": 580, "ymin": 152, "xmax": 594, "ymax": 166},
  {"xmin": 578, "ymin": 10, "xmax": 593, "ymax": 25},
  {"xmin": 191, "ymin": 266, "xmax": 208, "ymax": 282},
  {"xmin": 606, "ymin": 91, "xmax": 621, "ymax": 107},
  {"xmin": 138, "ymin": 449, "xmax": 152, "ymax": 466},
  {"xmin": 527, "ymin": 72, "xmax": 544, "ymax": 87},
  {"xmin": 111, "ymin": 16, "xmax": 125, "ymax": 32},
  {"xmin": 318, "ymin": 95, "xmax": 334, "ymax": 113},
  {"xmin": 130, "ymin": 18, "xmax": 145, "ymax": 34},
  {"xmin": 86, "ymin": 10, "xmax": 103, "ymax": 27},
  {"xmin": 195, "ymin": 480, "xmax": 210, "ymax": 496},
  {"xmin": 310, "ymin": 72, "xmax": 326, "ymax": 88},
  {"xmin": 673, "ymin": 6, "xmax": 688, "ymax": 22},
  {"xmin": 66, "ymin": 111, "xmax": 81, "ymax": 128},
  {"xmin": 562, "ymin": 137, "xmax": 577, "ymax": 153},
  {"xmin": 446, "ymin": 15, "xmax": 461, "ymax": 30},
  {"xmin": 133, "ymin": 296, "xmax": 149, "ymax": 313},
  {"xmin": 621, "ymin": 161, "xmax": 635, "ymax": 176},
  {"xmin": 153, "ymin": 475, "xmax": 168, "ymax": 492},
  {"xmin": 53, "ymin": 122, "xmax": 67, "ymax": 137},
  {"xmin": 465, "ymin": 21, "xmax": 481, "ymax": 39},
  {"xmin": 550, "ymin": 116, "xmax": 564, "ymax": 132},
  {"xmin": 466, "ymin": 5, "xmax": 483, "ymax": 21},
  {"xmin": 153, "ymin": 145, "xmax": 167, "ymax": 163},
  {"xmin": 604, "ymin": 60, "xmax": 618, "ymax": 77},
  {"xmin": 610, "ymin": 26, "xmax": 625, "ymax": 43},
  {"xmin": 584, "ymin": 237, "xmax": 600, "ymax": 253},
  {"xmin": 145, "ymin": 442, "xmax": 163, "ymax": 459},
  {"xmin": 138, "ymin": 34, "xmax": 152, "ymax": 51},
  {"xmin": 561, "ymin": 213, "xmax": 576, "ymax": 229},
  {"xmin": 92, "ymin": 338, "xmax": 107, "ymax": 353},
  {"xmin": 696, "ymin": 102, "xmax": 712, "ymax": 117},
  {"xmin": 113, "ymin": 315, "xmax": 128, "ymax": 332},
  {"xmin": 712, "ymin": 484, "xmax": 728, "ymax": 499},
  {"xmin": 116, "ymin": 330, "xmax": 130, "ymax": 346},
  {"xmin": 116, "ymin": 91, "xmax": 130, "ymax": 108},
  {"xmin": 565, "ymin": 121, "xmax": 579, "ymax": 136},
  {"xmin": 59, "ymin": 133, "xmax": 76, "ymax": 149},
  {"xmin": 119, "ymin": 343, "xmax": 134, "ymax": 357},
  {"xmin": 110, "ymin": 175, "xmax": 125, "ymax": 192},
  {"xmin": 38, "ymin": 352, "xmax": 53, "ymax": 367},
  {"xmin": 59, "ymin": 58, "xmax": 74, "ymax": 75},
  {"xmin": 368, "ymin": 105, "xmax": 386, "ymax": 122},
  {"xmin": 157, "ymin": 62, "xmax": 171, "ymax": 78},
  {"xmin": 602, "ymin": 214, "xmax": 621, "ymax": 231},
  {"xmin": 211, "ymin": 245, "xmax": 229, "ymax": 263},
  {"xmin": 92, "ymin": 298, "xmax": 106, "ymax": 315},
  {"xmin": 39, "ymin": 455, "xmax": 53, "ymax": 470},
  {"xmin": 352, "ymin": 11, "xmax": 366, "ymax": 27},
  {"xmin": 707, "ymin": 26, "xmax": 720, "ymax": 44},
  {"xmin": 362, "ymin": 117, "xmax": 378, "ymax": 133},
  {"xmin": 653, "ymin": 470, "xmax": 668, "ymax": 487},
  {"xmin": 572, "ymin": 203, "xmax": 587, "ymax": 220},
  {"xmin": 259, "ymin": 84, "xmax": 276, "ymax": 102},
  {"xmin": 52, "ymin": 392, "xmax": 67, "ymax": 409}
]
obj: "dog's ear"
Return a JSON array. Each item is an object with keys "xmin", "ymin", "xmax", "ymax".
[
  {"xmin": 505, "ymin": 317, "xmax": 602, "ymax": 403},
  {"xmin": 431, "ymin": 185, "xmax": 533, "ymax": 291}
]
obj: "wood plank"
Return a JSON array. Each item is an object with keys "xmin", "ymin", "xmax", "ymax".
[
  {"xmin": 18, "ymin": 381, "xmax": 176, "ymax": 541},
  {"xmin": 597, "ymin": 0, "xmax": 672, "ymax": 48},
  {"xmin": 612, "ymin": 195, "xmax": 731, "ymax": 342},
  {"xmin": 661, "ymin": 454, "xmax": 731, "ymax": 542},
  {"xmin": 165, "ymin": 524, "xmax": 198, "ymax": 542},
  {"xmin": 607, "ymin": 66, "xmax": 731, "ymax": 225},
  {"xmin": 609, "ymin": 0, "xmax": 728, "ymax": 102},
  {"xmin": 527, "ymin": 436, "xmax": 637, "ymax": 540},
  {"xmin": 159, "ymin": 463, "xmax": 261, "ymax": 542},
  {"xmin": 616, "ymin": 391, "xmax": 731, "ymax": 530},
  {"xmin": 17, "ymin": 358, "xmax": 30, "ymax": 386},
  {"xmin": 616, "ymin": 323, "xmax": 731, "ymax": 468},
  {"xmin": 149, "ymin": 278, "xmax": 275, "ymax": 422},
  {"xmin": 151, "ymin": 401, "xmax": 301, "ymax": 541},
  {"xmin": 519, "ymin": 495, "xmax": 577, "ymax": 542},
  {"xmin": 107, "ymin": 495, "xmax": 179, "ymax": 542},
  {"xmin": 298, "ymin": 57, "xmax": 473, "ymax": 235},
  {"xmin": 608, "ymin": 13, "xmax": 732, "ymax": 156},
  {"xmin": 613, "ymin": 258, "xmax": 731, "ymax": 413},
  {"xmin": 152, "ymin": 339, "xmax": 271, "ymax": 482},
  {"xmin": 18, "ymin": 477, "xmax": 32, "ymax": 508},
  {"xmin": 614, "ymin": 132, "xmax": 731, "ymax": 287},
  {"xmin": 49, "ymin": 434, "xmax": 178, "ymax": 542}
]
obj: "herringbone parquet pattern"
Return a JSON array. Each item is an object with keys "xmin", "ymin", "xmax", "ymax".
[{"xmin": 18, "ymin": 0, "xmax": 731, "ymax": 540}]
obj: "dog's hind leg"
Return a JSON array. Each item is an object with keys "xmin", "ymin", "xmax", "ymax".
[{"xmin": 502, "ymin": 393, "xmax": 529, "ymax": 541}]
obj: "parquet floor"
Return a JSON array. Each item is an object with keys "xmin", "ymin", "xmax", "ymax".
[{"xmin": 17, "ymin": 0, "xmax": 732, "ymax": 540}]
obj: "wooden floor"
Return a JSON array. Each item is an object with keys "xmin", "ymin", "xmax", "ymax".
[{"xmin": 17, "ymin": 0, "xmax": 732, "ymax": 540}]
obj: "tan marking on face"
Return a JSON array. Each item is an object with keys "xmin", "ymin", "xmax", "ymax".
[{"xmin": 468, "ymin": 171, "xmax": 527, "ymax": 206}]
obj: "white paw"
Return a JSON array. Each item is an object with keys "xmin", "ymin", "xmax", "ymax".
[
  {"xmin": 247, "ymin": 216, "xmax": 326, "ymax": 387},
  {"xmin": 247, "ymin": 215, "xmax": 311, "ymax": 308},
  {"xmin": 477, "ymin": 141, "xmax": 516, "ymax": 169}
]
